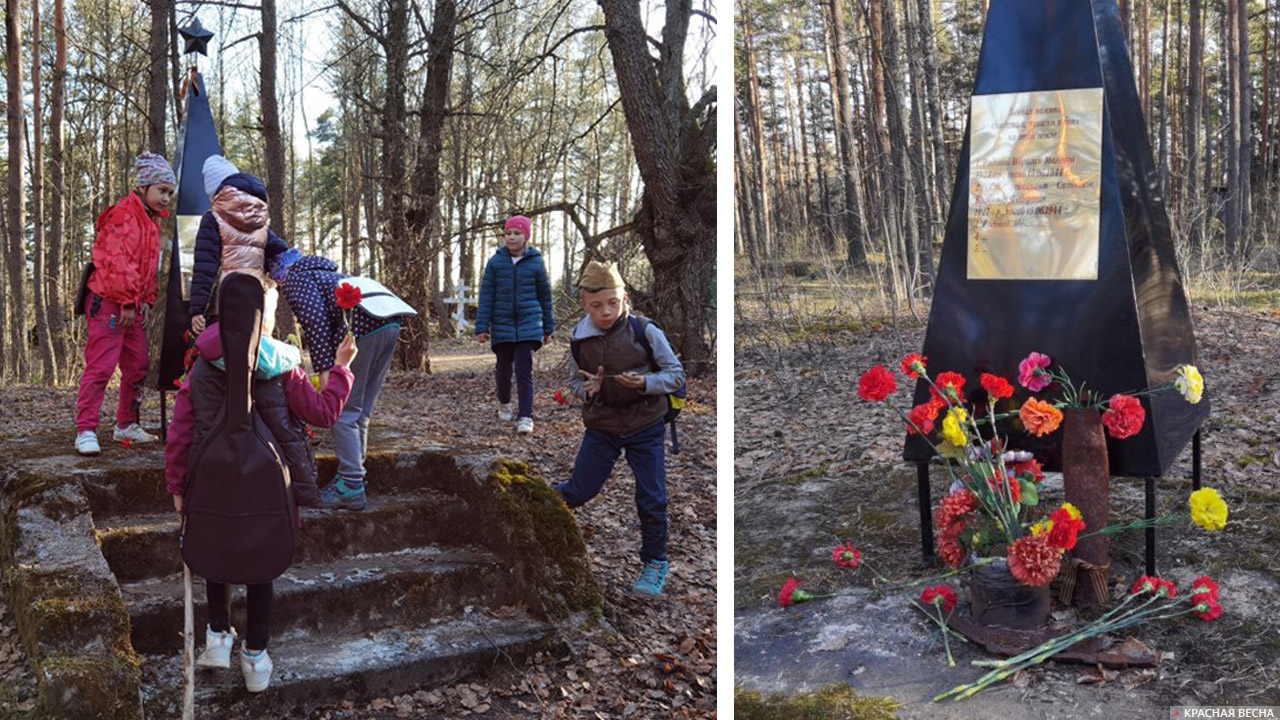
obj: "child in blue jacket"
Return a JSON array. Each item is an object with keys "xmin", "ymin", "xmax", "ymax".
[{"xmin": 475, "ymin": 215, "xmax": 554, "ymax": 434}]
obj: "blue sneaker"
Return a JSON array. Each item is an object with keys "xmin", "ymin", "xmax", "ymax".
[
  {"xmin": 632, "ymin": 559, "xmax": 670, "ymax": 597},
  {"xmin": 319, "ymin": 477, "xmax": 367, "ymax": 511}
]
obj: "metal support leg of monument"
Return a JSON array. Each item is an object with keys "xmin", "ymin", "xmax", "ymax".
[
  {"xmin": 1143, "ymin": 428, "xmax": 1202, "ymax": 577},
  {"xmin": 916, "ymin": 462, "xmax": 935, "ymax": 564}
]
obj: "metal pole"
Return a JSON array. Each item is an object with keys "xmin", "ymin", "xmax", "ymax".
[{"xmin": 917, "ymin": 462, "xmax": 934, "ymax": 564}]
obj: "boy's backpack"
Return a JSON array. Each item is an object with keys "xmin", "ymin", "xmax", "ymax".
[
  {"xmin": 180, "ymin": 273, "xmax": 297, "ymax": 585},
  {"xmin": 570, "ymin": 314, "xmax": 688, "ymax": 454}
]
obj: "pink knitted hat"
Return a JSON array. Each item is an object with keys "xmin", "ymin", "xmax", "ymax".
[{"xmin": 504, "ymin": 215, "xmax": 532, "ymax": 242}]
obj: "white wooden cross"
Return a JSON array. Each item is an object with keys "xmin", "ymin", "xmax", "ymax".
[{"xmin": 443, "ymin": 284, "xmax": 478, "ymax": 339}]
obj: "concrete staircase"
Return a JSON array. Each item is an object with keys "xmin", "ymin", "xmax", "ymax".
[{"xmin": 0, "ymin": 445, "xmax": 599, "ymax": 719}]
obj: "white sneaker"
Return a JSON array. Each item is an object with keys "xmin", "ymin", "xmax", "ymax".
[
  {"xmin": 113, "ymin": 423, "xmax": 158, "ymax": 444},
  {"xmin": 517, "ymin": 417, "xmax": 534, "ymax": 434},
  {"xmin": 241, "ymin": 647, "xmax": 273, "ymax": 693},
  {"xmin": 497, "ymin": 403, "xmax": 514, "ymax": 422},
  {"xmin": 75, "ymin": 431, "xmax": 101, "ymax": 456},
  {"xmin": 195, "ymin": 626, "xmax": 236, "ymax": 669}
]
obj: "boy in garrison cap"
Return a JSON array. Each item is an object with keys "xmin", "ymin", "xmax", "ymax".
[{"xmin": 554, "ymin": 261, "xmax": 685, "ymax": 596}]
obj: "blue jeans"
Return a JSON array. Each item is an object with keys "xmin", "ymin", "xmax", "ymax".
[
  {"xmin": 494, "ymin": 341, "xmax": 537, "ymax": 419},
  {"xmin": 554, "ymin": 421, "xmax": 667, "ymax": 563},
  {"xmin": 333, "ymin": 325, "xmax": 399, "ymax": 487}
]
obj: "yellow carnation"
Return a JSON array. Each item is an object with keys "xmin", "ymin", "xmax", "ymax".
[
  {"xmin": 311, "ymin": 374, "xmax": 323, "ymax": 392},
  {"xmin": 942, "ymin": 408, "xmax": 969, "ymax": 447},
  {"xmin": 1175, "ymin": 365, "xmax": 1204, "ymax": 404},
  {"xmin": 1061, "ymin": 502, "xmax": 1083, "ymax": 521},
  {"xmin": 1189, "ymin": 487, "xmax": 1228, "ymax": 531},
  {"xmin": 1030, "ymin": 520, "xmax": 1053, "ymax": 536}
]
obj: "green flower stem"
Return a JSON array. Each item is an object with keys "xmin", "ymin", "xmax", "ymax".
[
  {"xmin": 1078, "ymin": 513, "xmax": 1185, "ymax": 539},
  {"xmin": 935, "ymin": 593, "xmax": 1179, "ymax": 702},
  {"xmin": 908, "ymin": 599, "xmax": 970, "ymax": 645},
  {"xmin": 869, "ymin": 557, "xmax": 998, "ymax": 597},
  {"xmin": 937, "ymin": 603, "xmax": 956, "ymax": 666}
]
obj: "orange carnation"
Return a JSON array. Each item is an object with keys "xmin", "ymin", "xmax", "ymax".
[
  {"xmin": 1019, "ymin": 397, "xmax": 1063, "ymax": 437},
  {"xmin": 1007, "ymin": 534, "xmax": 1062, "ymax": 587}
]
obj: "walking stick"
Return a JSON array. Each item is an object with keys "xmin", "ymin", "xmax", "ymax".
[{"xmin": 183, "ymin": 563, "xmax": 195, "ymax": 720}]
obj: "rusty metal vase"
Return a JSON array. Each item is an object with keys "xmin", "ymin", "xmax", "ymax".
[
  {"xmin": 1062, "ymin": 406, "xmax": 1110, "ymax": 607},
  {"xmin": 968, "ymin": 558, "xmax": 1051, "ymax": 630}
]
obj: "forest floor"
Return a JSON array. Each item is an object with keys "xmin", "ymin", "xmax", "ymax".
[
  {"xmin": 733, "ymin": 288, "xmax": 1280, "ymax": 718},
  {"xmin": 0, "ymin": 337, "xmax": 717, "ymax": 719}
]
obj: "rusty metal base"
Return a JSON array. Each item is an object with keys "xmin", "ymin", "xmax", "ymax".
[{"xmin": 935, "ymin": 602, "xmax": 1161, "ymax": 668}]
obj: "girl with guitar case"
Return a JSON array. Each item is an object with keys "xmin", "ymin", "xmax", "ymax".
[{"xmin": 165, "ymin": 272, "xmax": 356, "ymax": 692}]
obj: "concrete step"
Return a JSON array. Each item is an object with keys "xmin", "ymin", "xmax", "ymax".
[
  {"xmin": 123, "ymin": 546, "xmax": 523, "ymax": 655},
  {"xmin": 140, "ymin": 613, "xmax": 555, "ymax": 718},
  {"xmin": 96, "ymin": 491, "xmax": 472, "ymax": 584},
  {"xmin": 79, "ymin": 450, "xmax": 438, "ymax": 519}
]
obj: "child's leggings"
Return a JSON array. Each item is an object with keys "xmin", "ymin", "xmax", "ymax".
[
  {"xmin": 493, "ymin": 341, "xmax": 538, "ymax": 419},
  {"xmin": 75, "ymin": 294, "xmax": 150, "ymax": 432},
  {"xmin": 206, "ymin": 581, "xmax": 273, "ymax": 650}
]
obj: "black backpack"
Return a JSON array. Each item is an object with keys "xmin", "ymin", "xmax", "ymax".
[
  {"xmin": 180, "ymin": 273, "xmax": 297, "ymax": 585},
  {"xmin": 570, "ymin": 314, "xmax": 688, "ymax": 454}
]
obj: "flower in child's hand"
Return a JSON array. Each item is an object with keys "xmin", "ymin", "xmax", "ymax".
[
  {"xmin": 832, "ymin": 543, "xmax": 862, "ymax": 569},
  {"xmin": 335, "ymin": 283, "xmax": 362, "ymax": 310},
  {"xmin": 920, "ymin": 584, "xmax": 958, "ymax": 614},
  {"xmin": 857, "ymin": 365, "xmax": 897, "ymax": 402},
  {"xmin": 554, "ymin": 389, "xmax": 570, "ymax": 406},
  {"xmin": 1019, "ymin": 397, "xmax": 1063, "ymax": 437},
  {"xmin": 1007, "ymin": 534, "xmax": 1061, "ymax": 587},
  {"xmin": 779, "ymin": 577, "xmax": 816, "ymax": 607},
  {"xmin": 311, "ymin": 374, "xmax": 323, "ymax": 392},
  {"xmin": 900, "ymin": 353, "xmax": 927, "ymax": 379},
  {"xmin": 1188, "ymin": 487, "xmax": 1228, "ymax": 531},
  {"xmin": 1175, "ymin": 364, "xmax": 1204, "ymax": 404},
  {"xmin": 1102, "ymin": 393, "xmax": 1146, "ymax": 439},
  {"xmin": 980, "ymin": 373, "xmax": 1014, "ymax": 400},
  {"xmin": 1018, "ymin": 351, "xmax": 1053, "ymax": 391}
]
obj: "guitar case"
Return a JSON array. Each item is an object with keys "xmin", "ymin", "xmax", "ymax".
[{"xmin": 180, "ymin": 272, "xmax": 296, "ymax": 584}]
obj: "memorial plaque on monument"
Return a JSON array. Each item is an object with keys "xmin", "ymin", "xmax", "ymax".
[{"xmin": 905, "ymin": 0, "xmax": 1209, "ymax": 478}]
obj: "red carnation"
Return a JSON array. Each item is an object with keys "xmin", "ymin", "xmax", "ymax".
[
  {"xmin": 778, "ymin": 578, "xmax": 818, "ymax": 607},
  {"xmin": 1007, "ymin": 534, "xmax": 1062, "ymax": 587},
  {"xmin": 1046, "ymin": 507, "xmax": 1086, "ymax": 551},
  {"xmin": 1013, "ymin": 458, "xmax": 1044, "ymax": 483},
  {"xmin": 936, "ymin": 489, "xmax": 978, "ymax": 531},
  {"xmin": 1193, "ymin": 598, "xmax": 1224, "ymax": 621},
  {"xmin": 931, "ymin": 371, "xmax": 967, "ymax": 402},
  {"xmin": 1129, "ymin": 575, "xmax": 1161, "ymax": 596},
  {"xmin": 554, "ymin": 389, "xmax": 570, "ymax": 406},
  {"xmin": 936, "ymin": 528, "xmax": 968, "ymax": 569},
  {"xmin": 907, "ymin": 402, "xmax": 937, "ymax": 435},
  {"xmin": 980, "ymin": 373, "xmax": 1014, "ymax": 400},
  {"xmin": 900, "ymin": 353, "xmax": 928, "ymax": 379},
  {"xmin": 1191, "ymin": 575, "xmax": 1220, "ymax": 602},
  {"xmin": 832, "ymin": 544, "xmax": 862, "ymax": 569},
  {"xmin": 919, "ymin": 584, "xmax": 958, "ymax": 614},
  {"xmin": 1102, "ymin": 393, "xmax": 1146, "ymax": 439},
  {"xmin": 857, "ymin": 365, "xmax": 898, "ymax": 402},
  {"xmin": 335, "ymin": 282, "xmax": 363, "ymax": 310},
  {"xmin": 989, "ymin": 471, "xmax": 1021, "ymax": 503}
]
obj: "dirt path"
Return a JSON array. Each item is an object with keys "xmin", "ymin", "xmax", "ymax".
[{"xmin": 734, "ymin": 306, "xmax": 1280, "ymax": 717}]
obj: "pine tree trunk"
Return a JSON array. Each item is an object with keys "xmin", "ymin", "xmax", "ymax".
[
  {"xmin": 5, "ymin": 0, "xmax": 28, "ymax": 380},
  {"xmin": 827, "ymin": 0, "xmax": 869, "ymax": 268},
  {"xmin": 31, "ymin": 0, "xmax": 56, "ymax": 383},
  {"xmin": 49, "ymin": 0, "xmax": 68, "ymax": 378}
]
